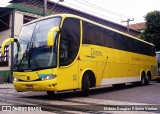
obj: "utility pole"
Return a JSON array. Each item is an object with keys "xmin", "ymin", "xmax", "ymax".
[
  {"xmin": 44, "ymin": 0, "xmax": 48, "ymax": 16},
  {"xmin": 44, "ymin": 0, "xmax": 64, "ymax": 16},
  {"xmin": 48, "ymin": 0, "xmax": 64, "ymax": 15},
  {"xmin": 10, "ymin": 10, "xmax": 15, "ymax": 83},
  {"xmin": 121, "ymin": 18, "xmax": 134, "ymax": 33}
]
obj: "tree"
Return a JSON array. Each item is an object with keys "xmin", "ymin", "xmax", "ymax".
[{"xmin": 140, "ymin": 10, "xmax": 160, "ymax": 51}]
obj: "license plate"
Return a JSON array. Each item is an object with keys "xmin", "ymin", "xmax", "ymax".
[{"xmin": 26, "ymin": 84, "xmax": 33, "ymax": 89}]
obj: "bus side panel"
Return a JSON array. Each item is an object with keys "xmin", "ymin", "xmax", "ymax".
[
  {"xmin": 96, "ymin": 61, "xmax": 103, "ymax": 86},
  {"xmin": 127, "ymin": 64, "xmax": 141, "ymax": 82},
  {"xmin": 57, "ymin": 61, "xmax": 79, "ymax": 91},
  {"xmin": 79, "ymin": 60, "xmax": 97, "ymax": 88},
  {"xmin": 116, "ymin": 63, "xmax": 128, "ymax": 83}
]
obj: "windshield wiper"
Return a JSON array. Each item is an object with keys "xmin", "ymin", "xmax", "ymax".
[{"xmin": 18, "ymin": 42, "xmax": 29, "ymax": 71}]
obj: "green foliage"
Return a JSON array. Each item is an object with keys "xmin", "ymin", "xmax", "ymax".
[{"xmin": 140, "ymin": 10, "xmax": 160, "ymax": 50}]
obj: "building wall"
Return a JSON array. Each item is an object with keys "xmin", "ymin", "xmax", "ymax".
[
  {"xmin": 14, "ymin": 11, "xmax": 24, "ymax": 36},
  {"xmin": 0, "ymin": 30, "xmax": 11, "ymax": 46},
  {"xmin": 0, "ymin": 10, "xmax": 40, "ymax": 83},
  {"xmin": 0, "ymin": 11, "xmax": 23, "ymax": 72},
  {"xmin": 0, "ymin": 14, "xmax": 11, "ymax": 82}
]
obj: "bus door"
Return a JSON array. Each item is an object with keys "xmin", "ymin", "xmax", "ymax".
[{"xmin": 58, "ymin": 18, "xmax": 80, "ymax": 90}]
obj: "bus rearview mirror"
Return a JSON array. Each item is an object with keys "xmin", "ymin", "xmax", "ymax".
[
  {"xmin": 47, "ymin": 27, "xmax": 59, "ymax": 46},
  {"xmin": 1, "ymin": 38, "xmax": 16, "ymax": 55}
]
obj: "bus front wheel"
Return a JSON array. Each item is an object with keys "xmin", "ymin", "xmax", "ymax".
[{"xmin": 81, "ymin": 74, "xmax": 90, "ymax": 97}]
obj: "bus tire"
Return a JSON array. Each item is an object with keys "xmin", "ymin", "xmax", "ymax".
[
  {"xmin": 81, "ymin": 74, "xmax": 90, "ymax": 97},
  {"xmin": 140, "ymin": 72, "xmax": 145, "ymax": 86},
  {"xmin": 47, "ymin": 91, "xmax": 55, "ymax": 98},
  {"xmin": 145, "ymin": 72, "xmax": 151, "ymax": 85}
]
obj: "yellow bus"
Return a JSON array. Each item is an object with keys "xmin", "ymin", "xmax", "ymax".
[{"xmin": 1, "ymin": 14, "xmax": 158, "ymax": 96}]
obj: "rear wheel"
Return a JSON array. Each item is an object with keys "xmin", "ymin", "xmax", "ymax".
[
  {"xmin": 81, "ymin": 74, "xmax": 90, "ymax": 97},
  {"xmin": 140, "ymin": 72, "xmax": 145, "ymax": 86},
  {"xmin": 145, "ymin": 72, "xmax": 151, "ymax": 85}
]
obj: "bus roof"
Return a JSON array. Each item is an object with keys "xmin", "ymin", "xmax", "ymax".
[{"xmin": 24, "ymin": 13, "xmax": 154, "ymax": 46}]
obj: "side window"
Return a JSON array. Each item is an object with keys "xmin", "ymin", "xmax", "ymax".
[
  {"xmin": 115, "ymin": 34, "xmax": 127, "ymax": 50},
  {"xmin": 60, "ymin": 18, "xmax": 80, "ymax": 66},
  {"xmin": 83, "ymin": 21, "xmax": 98, "ymax": 45},
  {"xmin": 82, "ymin": 21, "xmax": 116, "ymax": 48}
]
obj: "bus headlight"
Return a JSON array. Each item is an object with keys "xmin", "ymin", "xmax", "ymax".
[
  {"xmin": 13, "ymin": 77, "xmax": 19, "ymax": 82},
  {"xmin": 41, "ymin": 74, "xmax": 57, "ymax": 81}
]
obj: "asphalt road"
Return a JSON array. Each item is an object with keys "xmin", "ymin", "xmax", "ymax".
[
  {"xmin": 0, "ymin": 81, "xmax": 160, "ymax": 104},
  {"xmin": 89, "ymin": 81, "xmax": 160, "ymax": 104},
  {"xmin": 0, "ymin": 81, "xmax": 160, "ymax": 114}
]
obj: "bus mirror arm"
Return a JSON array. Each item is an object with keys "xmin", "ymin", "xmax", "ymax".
[
  {"xmin": 47, "ymin": 27, "xmax": 60, "ymax": 46},
  {"xmin": 1, "ymin": 38, "xmax": 17, "ymax": 55}
]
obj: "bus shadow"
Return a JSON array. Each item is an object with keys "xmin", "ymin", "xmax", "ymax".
[
  {"xmin": 21, "ymin": 83, "xmax": 154, "ymax": 100},
  {"xmin": 90, "ymin": 83, "xmax": 153, "ymax": 95}
]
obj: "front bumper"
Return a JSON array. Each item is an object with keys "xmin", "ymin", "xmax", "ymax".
[{"xmin": 13, "ymin": 80, "xmax": 58, "ymax": 92}]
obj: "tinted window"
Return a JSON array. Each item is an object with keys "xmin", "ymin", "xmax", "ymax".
[
  {"xmin": 60, "ymin": 18, "xmax": 80, "ymax": 66},
  {"xmin": 82, "ymin": 22, "xmax": 97, "ymax": 44},
  {"xmin": 82, "ymin": 21, "xmax": 155, "ymax": 56}
]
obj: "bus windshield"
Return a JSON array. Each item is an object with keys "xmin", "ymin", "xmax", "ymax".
[{"xmin": 14, "ymin": 17, "xmax": 61, "ymax": 71}]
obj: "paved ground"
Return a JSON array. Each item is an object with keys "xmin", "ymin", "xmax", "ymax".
[
  {"xmin": 0, "ymin": 81, "xmax": 160, "ymax": 114},
  {"xmin": 89, "ymin": 81, "xmax": 160, "ymax": 104}
]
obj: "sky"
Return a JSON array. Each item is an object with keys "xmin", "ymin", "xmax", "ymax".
[{"xmin": 1, "ymin": 0, "xmax": 160, "ymax": 25}]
